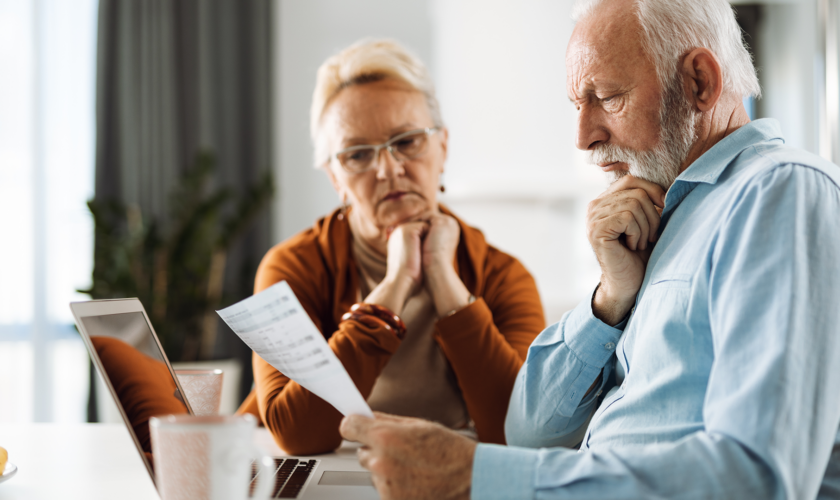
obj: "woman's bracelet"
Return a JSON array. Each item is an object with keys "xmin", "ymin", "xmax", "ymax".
[
  {"xmin": 340, "ymin": 303, "xmax": 407, "ymax": 339},
  {"xmin": 340, "ymin": 311, "xmax": 396, "ymax": 336}
]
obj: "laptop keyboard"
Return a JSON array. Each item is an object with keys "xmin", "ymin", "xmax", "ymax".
[{"xmin": 251, "ymin": 458, "xmax": 317, "ymax": 498}]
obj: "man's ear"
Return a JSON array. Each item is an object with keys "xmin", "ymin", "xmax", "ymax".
[{"xmin": 682, "ymin": 48, "xmax": 724, "ymax": 112}]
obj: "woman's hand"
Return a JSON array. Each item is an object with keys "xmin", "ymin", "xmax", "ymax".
[
  {"xmin": 422, "ymin": 214, "xmax": 471, "ymax": 317},
  {"xmin": 386, "ymin": 221, "xmax": 428, "ymax": 290},
  {"xmin": 365, "ymin": 214, "xmax": 471, "ymax": 318},
  {"xmin": 422, "ymin": 214, "xmax": 460, "ymax": 270},
  {"xmin": 365, "ymin": 221, "xmax": 428, "ymax": 315}
]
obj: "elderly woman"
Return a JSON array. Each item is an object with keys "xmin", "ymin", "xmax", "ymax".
[{"xmin": 238, "ymin": 39, "xmax": 545, "ymax": 455}]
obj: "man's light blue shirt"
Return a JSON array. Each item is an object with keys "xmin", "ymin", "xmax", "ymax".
[{"xmin": 472, "ymin": 119, "xmax": 840, "ymax": 499}]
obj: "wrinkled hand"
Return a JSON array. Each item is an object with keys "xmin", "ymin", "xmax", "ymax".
[
  {"xmin": 366, "ymin": 221, "xmax": 429, "ymax": 315},
  {"xmin": 422, "ymin": 213, "xmax": 460, "ymax": 270},
  {"xmin": 340, "ymin": 412, "xmax": 476, "ymax": 500},
  {"xmin": 386, "ymin": 221, "xmax": 429, "ymax": 290},
  {"xmin": 420, "ymin": 214, "xmax": 471, "ymax": 317},
  {"xmin": 587, "ymin": 175, "xmax": 666, "ymax": 325}
]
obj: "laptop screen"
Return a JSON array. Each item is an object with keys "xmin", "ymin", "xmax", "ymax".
[
  {"xmin": 81, "ymin": 311, "xmax": 167, "ymax": 364},
  {"xmin": 74, "ymin": 304, "xmax": 190, "ymax": 472}
]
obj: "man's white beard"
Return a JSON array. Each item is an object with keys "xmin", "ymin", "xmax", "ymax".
[{"xmin": 588, "ymin": 73, "xmax": 700, "ymax": 190}]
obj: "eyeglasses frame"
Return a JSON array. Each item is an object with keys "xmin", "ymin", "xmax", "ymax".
[{"xmin": 330, "ymin": 127, "xmax": 441, "ymax": 174}]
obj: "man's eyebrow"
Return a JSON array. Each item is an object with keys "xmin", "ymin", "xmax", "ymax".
[
  {"xmin": 568, "ymin": 85, "xmax": 596, "ymax": 103},
  {"xmin": 569, "ymin": 83, "xmax": 627, "ymax": 104},
  {"xmin": 568, "ymin": 92, "xmax": 590, "ymax": 104},
  {"xmin": 568, "ymin": 91, "xmax": 587, "ymax": 103}
]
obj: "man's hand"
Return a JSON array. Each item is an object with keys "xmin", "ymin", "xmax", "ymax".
[
  {"xmin": 587, "ymin": 175, "xmax": 666, "ymax": 325},
  {"xmin": 340, "ymin": 412, "xmax": 477, "ymax": 500}
]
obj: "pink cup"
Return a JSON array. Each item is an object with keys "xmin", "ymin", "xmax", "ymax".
[
  {"xmin": 149, "ymin": 414, "xmax": 274, "ymax": 500},
  {"xmin": 175, "ymin": 369, "xmax": 224, "ymax": 416}
]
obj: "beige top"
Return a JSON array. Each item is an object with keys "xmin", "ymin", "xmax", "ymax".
[{"xmin": 349, "ymin": 221, "xmax": 471, "ymax": 430}]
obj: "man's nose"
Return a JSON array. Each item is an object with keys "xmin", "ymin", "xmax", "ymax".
[
  {"xmin": 375, "ymin": 147, "xmax": 405, "ymax": 179},
  {"xmin": 575, "ymin": 107, "xmax": 609, "ymax": 151}
]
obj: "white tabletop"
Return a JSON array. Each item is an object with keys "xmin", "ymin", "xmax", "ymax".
[
  {"xmin": 0, "ymin": 423, "xmax": 332, "ymax": 500},
  {"xmin": 0, "ymin": 423, "xmax": 159, "ymax": 500}
]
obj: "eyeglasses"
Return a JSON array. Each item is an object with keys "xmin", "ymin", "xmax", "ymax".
[{"xmin": 331, "ymin": 127, "xmax": 440, "ymax": 174}]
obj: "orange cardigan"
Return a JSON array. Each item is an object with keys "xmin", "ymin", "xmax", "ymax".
[{"xmin": 238, "ymin": 207, "xmax": 545, "ymax": 455}]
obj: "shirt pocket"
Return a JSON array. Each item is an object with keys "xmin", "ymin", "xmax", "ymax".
[
  {"xmin": 622, "ymin": 273, "xmax": 695, "ymax": 375},
  {"xmin": 648, "ymin": 273, "xmax": 693, "ymax": 289}
]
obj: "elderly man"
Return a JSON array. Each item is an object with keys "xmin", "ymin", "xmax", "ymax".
[{"xmin": 340, "ymin": 0, "xmax": 840, "ymax": 498}]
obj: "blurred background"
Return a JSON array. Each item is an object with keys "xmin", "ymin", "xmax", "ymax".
[{"xmin": 1, "ymin": 0, "xmax": 838, "ymax": 424}]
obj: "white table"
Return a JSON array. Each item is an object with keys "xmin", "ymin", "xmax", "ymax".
[
  {"xmin": 0, "ymin": 424, "xmax": 364, "ymax": 500},
  {"xmin": 0, "ymin": 423, "xmax": 159, "ymax": 500}
]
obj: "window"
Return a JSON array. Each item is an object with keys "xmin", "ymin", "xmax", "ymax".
[{"xmin": 0, "ymin": 0, "xmax": 98, "ymax": 423}]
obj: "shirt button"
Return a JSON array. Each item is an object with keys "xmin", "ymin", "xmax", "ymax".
[{"xmin": 604, "ymin": 342, "xmax": 616, "ymax": 350}]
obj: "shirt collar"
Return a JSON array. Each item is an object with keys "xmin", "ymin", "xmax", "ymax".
[
  {"xmin": 676, "ymin": 118, "xmax": 785, "ymax": 185},
  {"xmin": 661, "ymin": 119, "xmax": 785, "ymax": 219}
]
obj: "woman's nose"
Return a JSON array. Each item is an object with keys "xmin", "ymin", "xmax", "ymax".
[{"xmin": 375, "ymin": 147, "xmax": 405, "ymax": 179}]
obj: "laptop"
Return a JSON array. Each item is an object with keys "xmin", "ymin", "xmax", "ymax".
[{"xmin": 71, "ymin": 298, "xmax": 379, "ymax": 500}]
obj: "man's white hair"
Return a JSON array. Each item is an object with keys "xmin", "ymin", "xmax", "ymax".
[
  {"xmin": 310, "ymin": 38, "xmax": 444, "ymax": 167},
  {"xmin": 573, "ymin": 0, "xmax": 761, "ymax": 99}
]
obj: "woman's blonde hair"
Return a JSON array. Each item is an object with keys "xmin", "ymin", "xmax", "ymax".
[{"xmin": 310, "ymin": 38, "xmax": 444, "ymax": 167}]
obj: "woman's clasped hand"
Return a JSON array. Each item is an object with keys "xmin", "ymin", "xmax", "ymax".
[{"xmin": 370, "ymin": 213, "xmax": 468, "ymax": 318}]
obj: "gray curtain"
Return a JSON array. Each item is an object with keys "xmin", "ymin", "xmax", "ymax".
[{"xmin": 93, "ymin": 0, "xmax": 273, "ymax": 401}]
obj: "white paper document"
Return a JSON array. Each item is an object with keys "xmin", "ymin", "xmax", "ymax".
[{"xmin": 217, "ymin": 281, "xmax": 373, "ymax": 417}]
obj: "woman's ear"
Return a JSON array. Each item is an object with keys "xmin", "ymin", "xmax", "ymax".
[
  {"xmin": 323, "ymin": 163, "xmax": 347, "ymax": 202},
  {"xmin": 682, "ymin": 48, "xmax": 723, "ymax": 113},
  {"xmin": 439, "ymin": 127, "xmax": 449, "ymax": 165}
]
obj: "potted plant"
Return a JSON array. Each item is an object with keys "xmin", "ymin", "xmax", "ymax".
[{"xmin": 79, "ymin": 152, "xmax": 274, "ymax": 363}]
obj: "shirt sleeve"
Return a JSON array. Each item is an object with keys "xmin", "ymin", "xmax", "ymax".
[
  {"xmin": 504, "ymin": 290, "xmax": 623, "ymax": 449},
  {"xmin": 474, "ymin": 164, "xmax": 840, "ymax": 499}
]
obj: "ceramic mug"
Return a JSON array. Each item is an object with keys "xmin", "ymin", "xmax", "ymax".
[
  {"xmin": 175, "ymin": 369, "xmax": 224, "ymax": 416},
  {"xmin": 150, "ymin": 414, "xmax": 274, "ymax": 500}
]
